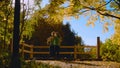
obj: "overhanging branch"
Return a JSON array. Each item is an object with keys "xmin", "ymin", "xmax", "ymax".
[
  {"xmin": 83, "ymin": 6, "xmax": 120, "ymax": 20},
  {"xmin": 97, "ymin": 10, "xmax": 120, "ymax": 19}
]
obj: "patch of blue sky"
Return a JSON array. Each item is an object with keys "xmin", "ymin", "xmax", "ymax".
[
  {"xmin": 63, "ymin": 15, "xmax": 114, "ymax": 45},
  {"xmin": 60, "ymin": 1, "xmax": 70, "ymax": 7},
  {"xmin": 105, "ymin": 0, "xmax": 115, "ymax": 11},
  {"xmin": 40, "ymin": 0, "xmax": 49, "ymax": 8}
]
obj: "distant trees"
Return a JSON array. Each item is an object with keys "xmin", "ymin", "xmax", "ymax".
[
  {"xmin": 25, "ymin": 18, "xmax": 83, "ymax": 46},
  {"xmin": 24, "ymin": 17, "xmax": 61, "ymax": 45},
  {"xmin": 61, "ymin": 23, "xmax": 76, "ymax": 46}
]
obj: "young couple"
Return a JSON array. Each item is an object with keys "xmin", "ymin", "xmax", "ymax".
[{"xmin": 47, "ymin": 31, "xmax": 62, "ymax": 59}]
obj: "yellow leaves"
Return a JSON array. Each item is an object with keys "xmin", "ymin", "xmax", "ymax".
[
  {"xmin": 46, "ymin": 13, "xmax": 63, "ymax": 24},
  {"xmin": 85, "ymin": 13, "xmax": 99, "ymax": 27},
  {"xmin": 111, "ymin": 35, "xmax": 120, "ymax": 45},
  {"xmin": 74, "ymin": 15, "xmax": 79, "ymax": 19},
  {"xmin": 110, "ymin": 19, "xmax": 120, "ymax": 45},
  {"xmin": 100, "ymin": 15, "xmax": 104, "ymax": 20},
  {"xmin": 86, "ymin": 21, "xmax": 95, "ymax": 27},
  {"xmin": 114, "ymin": 19, "xmax": 120, "ymax": 33},
  {"xmin": 64, "ymin": 5, "xmax": 73, "ymax": 14},
  {"xmin": 80, "ymin": 0, "xmax": 100, "ymax": 7},
  {"xmin": 70, "ymin": 0, "xmax": 74, "ymax": 6},
  {"xmin": 103, "ymin": 22, "xmax": 110, "ymax": 32},
  {"xmin": 115, "ymin": 19, "xmax": 120, "ymax": 24},
  {"xmin": 64, "ymin": 16, "xmax": 71, "ymax": 20},
  {"xmin": 104, "ymin": 22, "xmax": 109, "ymax": 27}
]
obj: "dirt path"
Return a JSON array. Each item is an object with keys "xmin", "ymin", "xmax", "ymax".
[{"xmin": 35, "ymin": 60, "xmax": 120, "ymax": 68}]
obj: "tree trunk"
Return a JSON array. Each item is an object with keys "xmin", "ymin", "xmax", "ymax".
[{"xmin": 10, "ymin": 0, "xmax": 21, "ymax": 68}]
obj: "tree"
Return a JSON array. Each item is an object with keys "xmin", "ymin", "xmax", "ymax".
[
  {"xmin": 111, "ymin": 19, "xmax": 120, "ymax": 45},
  {"xmin": 24, "ymin": 18, "xmax": 82, "ymax": 46},
  {"xmin": 19, "ymin": 0, "xmax": 37, "ymax": 43},
  {"xmin": 10, "ymin": 0, "xmax": 21, "ymax": 68},
  {"xmin": 34, "ymin": 0, "xmax": 120, "ymax": 32},
  {"xmin": 33, "ymin": 0, "xmax": 120, "ymax": 47},
  {"xmin": 75, "ymin": 36, "xmax": 84, "ymax": 45},
  {"xmin": 62, "ymin": 23, "xmax": 76, "ymax": 46},
  {"xmin": 25, "ymin": 18, "xmax": 58, "ymax": 45},
  {"xmin": 0, "ymin": 0, "xmax": 13, "ymax": 51},
  {"xmin": 100, "ymin": 39, "xmax": 120, "ymax": 62}
]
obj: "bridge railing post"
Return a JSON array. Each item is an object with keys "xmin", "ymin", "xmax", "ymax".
[
  {"xmin": 21, "ymin": 44, "xmax": 24, "ymax": 58},
  {"xmin": 96, "ymin": 37, "xmax": 100, "ymax": 60},
  {"xmin": 74, "ymin": 45, "xmax": 77, "ymax": 59},
  {"xmin": 30, "ymin": 45, "xmax": 33, "ymax": 59}
]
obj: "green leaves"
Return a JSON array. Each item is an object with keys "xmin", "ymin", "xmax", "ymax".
[
  {"xmin": 100, "ymin": 39, "xmax": 120, "ymax": 62},
  {"xmin": 111, "ymin": 19, "xmax": 120, "ymax": 45},
  {"xmin": 0, "ymin": 1, "xmax": 13, "ymax": 50}
]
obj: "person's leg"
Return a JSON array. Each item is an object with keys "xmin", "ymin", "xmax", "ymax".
[
  {"xmin": 52, "ymin": 45, "xmax": 56, "ymax": 59},
  {"xmin": 56, "ymin": 45, "xmax": 60, "ymax": 59},
  {"xmin": 50, "ymin": 45, "xmax": 54, "ymax": 57}
]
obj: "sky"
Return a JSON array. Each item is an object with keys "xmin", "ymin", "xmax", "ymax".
[
  {"xmin": 24, "ymin": 0, "xmax": 115, "ymax": 45},
  {"xmin": 63, "ymin": 17, "xmax": 114, "ymax": 45}
]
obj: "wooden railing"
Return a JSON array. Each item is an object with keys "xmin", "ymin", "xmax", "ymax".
[
  {"xmin": 20, "ymin": 44, "xmax": 98, "ymax": 59},
  {"xmin": 20, "ymin": 37, "xmax": 100, "ymax": 59}
]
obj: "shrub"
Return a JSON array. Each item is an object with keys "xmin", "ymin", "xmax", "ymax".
[
  {"xmin": 100, "ymin": 39, "xmax": 120, "ymax": 62},
  {"xmin": 0, "ymin": 51, "xmax": 11, "ymax": 68}
]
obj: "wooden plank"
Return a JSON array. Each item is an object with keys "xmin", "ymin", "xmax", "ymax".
[
  {"xmin": 23, "ymin": 44, "xmax": 33, "ymax": 48},
  {"xmin": 32, "ymin": 52, "xmax": 96, "ymax": 54},
  {"xmin": 33, "ymin": 52, "xmax": 49, "ymax": 54},
  {"xmin": 21, "ymin": 50, "xmax": 96, "ymax": 55},
  {"xmin": 23, "ymin": 50, "xmax": 31, "ymax": 53},
  {"xmin": 21, "ymin": 44, "xmax": 96, "ymax": 49},
  {"xmin": 60, "ymin": 52, "xmax": 74, "ymax": 54},
  {"xmin": 33, "ymin": 46, "xmax": 74, "ymax": 48},
  {"xmin": 75, "ymin": 52, "xmax": 96, "ymax": 54},
  {"xmin": 60, "ymin": 46, "xmax": 74, "ymax": 48},
  {"xmin": 33, "ymin": 52, "xmax": 74, "ymax": 54},
  {"xmin": 33, "ymin": 46, "xmax": 49, "ymax": 48},
  {"xmin": 76, "ymin": 46, "xmax": 96, "ymax": 48}
]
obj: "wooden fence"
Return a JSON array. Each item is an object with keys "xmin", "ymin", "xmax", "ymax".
[{"xmin": 19, "ymin": 37, "xmax": 100, "ymax": 59}]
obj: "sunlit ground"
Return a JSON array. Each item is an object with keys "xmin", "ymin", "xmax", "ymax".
[{"xmin": 26, "ymin": 60, "xmax": 120, "ymax": 68}]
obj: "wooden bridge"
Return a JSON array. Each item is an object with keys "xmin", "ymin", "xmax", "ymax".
[{"xmin": 18, "ymin": 37, "xmax": 101, "ymax": 60}]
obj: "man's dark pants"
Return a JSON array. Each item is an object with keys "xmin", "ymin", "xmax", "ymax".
[{"xmin": 50, "ymin": 45, "xmax": 60, "ymax": 58}]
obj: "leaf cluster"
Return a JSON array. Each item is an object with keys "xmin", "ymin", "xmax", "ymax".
[
  {"xmin": 111, "ymin": 19, "xmax": 120, "ymax": 45},
  {"xmin": 100, "ymin": 39, "xmax": 120, "ymax": 62}
]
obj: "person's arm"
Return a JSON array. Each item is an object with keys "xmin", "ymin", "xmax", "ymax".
[{"xmin": 47, "ymin": 37, "xmax": 51, "ymax": 45}]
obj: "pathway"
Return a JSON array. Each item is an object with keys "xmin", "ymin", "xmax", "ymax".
[{"xmin": 30, "ymin": 60, "xmax": 120, "ymax": 68}]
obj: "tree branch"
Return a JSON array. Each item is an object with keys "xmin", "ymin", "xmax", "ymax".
[
  {"xmin": 83, "ymin": 6, "xmax": 120, "ymax": 20},
  {"xmin": 79, "ymin": 9, "xmax": 90, "ymax": 14},
  {"xmin": 96, "ymin": 0, "xmax": 113, "ymax": 9},
  {"xmin": 97, "ymin": 10, "xmax": 120, "ymax": 19},
  {"xmin": 113, "ymin": 0, "xmax": 120, "ymax": 9}
]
